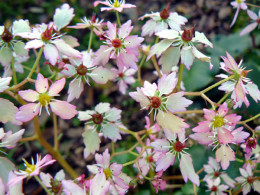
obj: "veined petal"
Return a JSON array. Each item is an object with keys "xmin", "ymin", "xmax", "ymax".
[
  {"xmin": 158, "ymin": 47, "xmax": 180, "ymax": 74},
  {"xmin": 129, "ymin": 88, "xmax": 150, "ymax": 109},
  {"xmin": 217, "ymin": 128, "xmax": 234, "ymax": 145},
  {"xmin": 95, "ymin": 102, "xmax": 110, "ymax": 114},
  {"xmin": 181, "ymin": 46, "xmax": 194, "ymax": 70},
  {"xmin": 43, "ymin": 44, "xmax": 59, "ymax": 65},
  {"xmin": 192, "ymin": 121, "xmax": 211, "ymax": 133},
  {"xmin": 54, "ymin": 4, "xmax": 74, "ymax": 31},
  {"xmin": 90, "ymin": 172, "xmax": 110, "ymax": 195},
  {"xmin": 67, "ymin": 78, "xmax": 84, "ymax": 102},
  {"xmin": 102, "ymin": 123, "xmax": 121, "ymax": 141},
  {"xmin": 78, "ymin": 110, "xmax": 95, "ymax": 121},
  {"xmin": 155, "ymin": 29, "xmax": 180, "ymax": 39},
  {"xmin": 142, "ymin": 81, "xmax": 157, "ymax": 97},
  {"xmin": 118, "ymin": 20, "xmax": 133, "ymax": 39},
  {"xmin": 240, "ymin": 22, "xmax": 258, "ymax": 36},
  {"xmin": 192, "ymin": 32, "xmax": 213, "ymax": 48},
  {"xmin": 53, "ymin": 39, "xmax": 82, "ymax": 58},
  {"xmin": 18, "ymin": 90, "xmax": 39, "ymax": 102},
  {"xmin": 50, "ymin": 101, "xmax": 77, "ymax": 119},
  {"xmin": 82, "ymin": 128, "xmax": 100, "ymax": 158},
  {"xmin": 180, "ymin": 153, "xmax": 200, "ymax": 186},
  {"xmin": 166, "ymin": 92, "xmax": 193, "ymax": 113},
  {"xmin": 155, "ymin": 152, "xmax": 175, "ymax": 172},
  {"xmin": 216, "ymin": 145, "xmax": 235, "ymax": 170},
  {"xmin": 147, "ymin": 39, "xmax": 175, "ymax": 60},
  {"xmin": 90, "ymin": 67, "xmax": 117, "ymax": 84},
  {"xmin": 48, "ymin": 78, "xmax": 65, "ymax": 96},
  {"xmin": 15, "ymin": 103, "xmax": 40, "ymax": 122},
  {"xmin": 24, "ymin": 39, "xmax": 44, "ymax": 49},
  {"xmin": 0, "ymin": 98, "xmax": 22, "ymax": 125},
  {"xmin": 158, "ymin": 72, "xmax": 177, "ymax": 95},
  {"xmin": 35, "ymin": 74, "xmax": 49, "ymax": 93}
]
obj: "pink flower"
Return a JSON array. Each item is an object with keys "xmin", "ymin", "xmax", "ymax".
[
  {"xmin": 18, "ymin": 4, "xmax": 82, "ymax": 65},
  {"xmin": 203, "ymin": 157, "xmax": 236, "ymax": 188},
  {"xmin": 240, "ymin": 10, "xmax": 260, "ymax": 35},
  {"xmin": 68, "ymin": 14, "xmax": 105, "ymax": 36},
  {"xmin": 206, "ymin": 177, "xmax": 229, "ymax": 195},
  {"xmin": 87, "ymin": 149, "xmax": 130, "ymax": 195},
  {"xmin": 192, "ymin": 103, "xmax": 241, "ymax": 144},
  {"xmin": 230, "ymin": 0, "xmax": 247, "ymax": 27},
  {"xmin": 147, "ymin": 27, "xmax": 213, "ymax": 73},
  {"xmin": 140, "ymin": 4, "xmax": 187, "ymax": 37},
  {"xmin": 217, "ymin": 52, "xmax": 260, "ymax": 108},
  {"xmin": 144, "ymin": 116, "xmax": 160, "ymax": 140},
  {"xmin": 78, "ymin": 102, "xmax": 122, "ymax": 141},
  {"xmin": 8, "ymin": 154, "xmax": 56, "ymax": 186},
  {"xmin": 235, "ymin": 165, "xmax": 260, "ymax": 195},
  {"xmin": 62, "ymin": 51, "xmax": 116, "ymax": 102},
  {"xmin": 94, "ymin": 0, "xmax": 136, "ymax": 12},
  {"xmin": 15, "ymin": 73, "xmax": 78, "ymax": 122},
  {"xmin": 94, "ymin": 20, "xmax": 144, "ymax": 71},
  {"xmin": 151, "ymin": 171, "xmax": 166, "ymax": 193},
  {"xmin": 215, "ymin": 145, "xmax": 235, "ymax": 170},
  {"xmin": 151, "ymin": 133, "xmax": 200, "ymax": 186},
  {"xmin": 245, "ymin": 137, "xmax": 257, "ymax": 154},
  {"xmin": 0, "ymin": 128, "xmax": 25, "ymax": 149},
  {"xmin": 113, "ymin": 67, "xmax": 136, "ymax": 95},
  {"xmin": 129, "ymin": 72, "xmax": 192, "ymax": 117}
]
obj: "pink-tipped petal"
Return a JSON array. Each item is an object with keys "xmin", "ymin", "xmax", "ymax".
[
  {"xmin": 48, "ymin": 78, "xmax": 65, "ymax": 96},
  {"xmin": 35, "ymin": 74, "xmax": 49, "ymax": 93},
  {"xmin": 44, "ymin": 44, "xmax": 59, "ymax": 65},
  {"xmin": 50, "ymin": 101, "xmax": 77, "ymax": 119},
  {"xmin": 19, "ymin": 90, "xmax": 39, "ymax": 102},
  {"xmin": 15, "ymin": 103, "xmax": 40, "ymax": 122}
]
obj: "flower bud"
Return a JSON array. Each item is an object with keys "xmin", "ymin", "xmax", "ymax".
[
  {"xmin": 2, "ymin": 27, "xmax": 13, "ymax": 42},
  {"xmin": 160, "ymin": 4, "xmax": 170, "ymax": 20}
]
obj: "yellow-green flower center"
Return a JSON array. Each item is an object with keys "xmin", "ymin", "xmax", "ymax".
[
  {"xmin": 236, "ymin": 0, "xmax": 243, "ymax": 3},
  {"xmin": 212, "ymin": 116, "xmax": 225, "ymax": 128},
  {"xmin": 39, "ymin": 94, "xmax": 51, "ymax": 106},
  {"xmin": 103, "ymin": 168, "xmax": 112, "ymax": 179},
  {"xmin": 23, "ymin": 159, "xmax": 36, "ymax": 174},
  {"xmin": 113, "ymin": 0, "xmax": 121, "ymax": 7}
]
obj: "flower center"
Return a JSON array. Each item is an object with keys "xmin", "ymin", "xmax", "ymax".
[
  {"xmin": 103, "ymin": 168, "xmax": 112, "ymax": 179},
  {"xmin": 23, "ymin": 159, "xmax": 36, "ymax": 174},
  {"xmin": 41, "ymin": 25, "xmax": 54, "ymax": 42},
  {"xmin": 77, "ymin": 64, "xmax": 88, "ymax": 76},
  {"xmin": 247, "ymin": 176, "xmax": 256, "ymax": 184},
  {"xmin": 160, "ymin": 4, "xmax": 170, "ymax": 20},
  {"xmin": 257, "ymin": 18, "xmax": 260, "ymax": 24},
  {"xmin": 118, "ymin": 72, "xmax": 124, "ymax": 78},
  {"xmin": 113, "ymin": 0, "xmax": 121, "ymax": 7},
  {"xmin": 173, "ymin": 141, "xmax": 186, "ymax": 152},
  {"xmin": 92, "ymin": 113, "xmax": 103, "ymax": 124},
  {"xmin": 146, "ymin": 155, "xmax": 154, "ymax": 163},
  {"xmin": 150, "ymin": 96, "xmax": 161, "ymax": 109},
  {"xmin": 214, "ymin": 171, "xmax": 221, "ymax": 178},
  {"xmin": 236, "ymin": 0, "xmax": 243, "ymax": 3},
  {"xmin": 39, "ymin": 94, "xmax": 51, "ymax": 107},
  {"xmin": 211, "ymin": 185, "xmax": 218, "ymax": 192},
  {"xmin": 1, "ymin": 27, "xmax": 13, "ymax": 42},
  {"xmin": 247, "ymin": 138, "xmax": 256, "ymax": 148},
  {"xmin": 50, "ymin": 179, "xmax": 62, "ymax": 193},
  {"xmin": 212, "ymin": 116, "xmax": 225, "ymax": 128},
  {"xmin": 240, "ymin": 69, "xmax": 251, "ymax": 78},
  {"xmin": 181, "ymin": 26, "xmax": 195, "ymax": 42},
  {"xmin": 112, "ymin": 38, "xmax": 122, "ymax": 48}
]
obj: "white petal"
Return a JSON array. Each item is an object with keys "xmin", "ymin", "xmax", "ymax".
[
  {"xmin": 54, "ymin": 4, "xmax": 74, "ymax": 30},
  {"xmin": 147, "ymin": 39, "xmax": 174, "ymax": 59},
  {"xmin": 102, "ymin": 123, "xmax": 121, "ymax": 141},
  {"xmin": 82, "ymin": 128, "xmax": 100, "ymax": 158},
  {"xmin": 166, "ymin": 92, "xmax": 193, "ymax": 113},
  {"xmin": 181, "ymin": 46, "xmax": 194, "ymax": 70},
  {"xmin": 95, "ymin": 103, "xmax": 110, "ymax": 114},
  {"xmin": 44, "ymin": 44, "xmax": 59, "ymax": 65},
  {"xmin": 159, "ymin": 47, "xmax": 180, "ymax": 74},
  {"xmin": 0, "ymin": 98, "xmax": 22, "ymax": 125}
]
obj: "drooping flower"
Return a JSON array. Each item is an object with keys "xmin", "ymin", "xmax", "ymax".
[
  {"xmin": 151, "ymin": 171, "xmax": 166, "ymax": 193},
  {"xmin": 240, "ymin": 10, "xmax": 260, "ymax": 36},
  {"xmin": 0, "ymin": 19, "xmax": 30, "ymax": 67},
  {"xmin": 206, "ymin": 177, "xmax": 229, "ymax": 195},
  {"xmin": 8, "ymin": 154, "xmax": 56, "ymax": 186},
  {"xmin": 235, "ymin": 165, "xmax": 260, "ymax": 195},
  {"xmin": 87, "ymin": 149, "xmax": 130, "ymax": 195},
  {"xmin": 18, "ymin": 4, "xmax": 82, "ymax": 65},
  {"xmin": 78, "ymin": 103, "xmax": 122, "ymax": 141},
  {"xmin": 217, "ymin": 52, "xmax": 260, "ymax": 108},
  {"xmin": 203, "ymin": 157, "xmax": 236, "ymax": 188},
  {"xmin": 140, "ymin": 4, "xmax": 187, "ymax": 37},
  {"xmin": 244, "ymin": 137, "xmax": 257, "ymax": 154},
  {"xmin": 151, "ymin": 133, "xmax": 200, "ymax": 186},
  {"xmin": 68, "ymin": 14, "xmax": 105, "ymax": 36},
  {"xmin": 62, "ymin": 50, "xmax": 116, "ymax": 102},
  {"xmin": 94, "ymin": 20, "xmax": 144, "ymax": 71},
  {"xmin": 0, "ymin": 128, "xmax": 25, "ymax": 149},
  {"xmin": 147, "ymin": 26, "xmax": 213, "ymax": 73},
  {"xmin": 94, "ymin": 0, "xmax": 136, "ymax": 12},
  {"xmin": 129, "ymin": 72, "xmax": 192, "ymax": 117},
  {"xmin": 15, "ymin": 73, "xmax": 78, "ymax": 122},
  {"xmin": 113, "ymin": 67, "xmax": 136, "ymax": 95},
  {"xmin": 230, "ymin": 0, "xmax": 247, "ymax": 27}
]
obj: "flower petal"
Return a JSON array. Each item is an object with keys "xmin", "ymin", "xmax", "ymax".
[{"xmin": 49, "ymin": 101, "xmax": 77, "ymax": 119}]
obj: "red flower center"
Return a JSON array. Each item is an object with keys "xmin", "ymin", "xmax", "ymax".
[
  {"xmin": 147, "ymin": 155, "xmax": 154, "ymax": 163},
  {"xmin": 173, "ymin": 141, "xmax": 186, "ymax": 152},
  {"xmin": 118, "ymin": 72, "xmax": 124, "ymax": 78},
  {"xmin": 257, "ymin": 18, "xmax": 260, "ymax": 24},
  {"xmin": 150, "ymin": 96, "xmax": 161, "ymax": 108},
  {"xmin": 92, "ymin": 113, "xmax": 103, "ymax": 124},
  {"xmin": 211, "ymin": 185, "xmax": 218, "ymax": 192},
  {"xmin": 1, "ymin": 27, "xmax": 13, "ymax": 42},
  {"xmin": 112, "ymin": 38, "xmax": 122, "ymax": 48},
  {"xmin": 247, "ymin": 176, "xmax": 256, "ymax": 184},
  {"xmin": 214, "ymin": 171, "xmax": 221, "ymax": 177},
  {"xmin": 77, "ymin": 64, "xmax": 88, "ymax": 76}
]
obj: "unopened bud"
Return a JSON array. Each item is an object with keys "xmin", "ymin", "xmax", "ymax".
[
  {"xmin": 181, "ymin": 25, "xmax": 196, "ymax": 42},
  {"xmin": 160, "ymin": 4, "xmax": 170, "ymax": 20}
]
